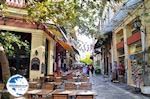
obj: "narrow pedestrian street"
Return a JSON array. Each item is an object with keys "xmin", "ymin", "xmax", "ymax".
[
  {"xmin": 1, "ymin": 0, "xmax": 150, "ymax": 98},
  {"xmin": 90, "ymin": 75, "xmax": 149, "ymax": 99}
]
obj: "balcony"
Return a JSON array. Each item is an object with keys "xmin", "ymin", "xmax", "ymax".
[
  {"xmin": 5, "ymin": 0, "xmax": 27, "ymax": 8},
  {"xmin": 127, "ymin": 32, "xmax": 141, "ymax": 45}
]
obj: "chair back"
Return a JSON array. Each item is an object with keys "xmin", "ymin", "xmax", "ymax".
[
  {"xmin": 54, "ymin": 77, "xmax": 62, "ymax": 82},
  {"xmin": 76, "ymin": 95, "xmax": 93, "ymax": 99},
  {"xmin": 78, "ymin": 83, "xmax": 92, "ymax": 90},
  {"xmin": 40, "ymin": 77, "xmax": 45, "ymax": 83},
  {"xmin": 52, "ymin": 94, "xmax": 68, "ymax": 99},
  {"xmin": 42, "ymin": 83, "xmax": 54, "ymax": 90},
  {"xmin": 64, "ymin": 83, "xmax": 77, "ymax": 90},
  {"xmin": 47, "ymin": 74, "xmax": 55, "ymax": 82},
  {"xmin": 29, "ymin": 83, "xmax": 37, "ymax": 89},
  {"xmin": 80, "ymin": 76, "xmax": 89, "ymax": 82}
]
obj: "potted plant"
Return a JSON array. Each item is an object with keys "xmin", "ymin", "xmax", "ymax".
[
  {"xmin": 1, "ymin": 78, "xmax": 10, "ymax": 99},
  {"xmin": 95, "ymin": 66, "xmax": 101, "ymax": 75},
  {"xmin": 0, "ymin": 83, "xmax": 5, "ymax": 97}
]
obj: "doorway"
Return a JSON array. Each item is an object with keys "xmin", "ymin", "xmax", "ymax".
[
  {"xmin": 3, "ymin": 31, "xmax": 32, "ymax": 78},
  {"xmin": 45, "ymin": 39, "xmax": 49, "ymax": 76}
]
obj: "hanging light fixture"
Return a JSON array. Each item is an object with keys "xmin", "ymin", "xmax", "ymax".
[{"xmin": 133, "ymin": 17, "xmax": 142, "ymax": 31}]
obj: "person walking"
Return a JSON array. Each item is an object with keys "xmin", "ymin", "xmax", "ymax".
[
  {"xmin": 89, "ymin": 64, "xmax": 94, "ymax": 76},
  {"xmin": 111, "ymin": 61, "xmax": 118, "ymax": 82}
]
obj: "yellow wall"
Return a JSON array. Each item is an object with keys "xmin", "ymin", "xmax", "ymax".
[{"xmin": 29, "ymin": 31, "xmax": 45, "ymax": 80}]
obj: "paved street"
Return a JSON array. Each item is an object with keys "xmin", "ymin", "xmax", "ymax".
[{"xmin": 90, "ymin": 75, "xmax": 150, "ymax": 99}]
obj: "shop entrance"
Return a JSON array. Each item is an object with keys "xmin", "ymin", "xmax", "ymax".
[
  {"xmin": 45, "ymin": 39, "xmax": 49, "ymax": 76},
  {"xmin": 1, "ymin": 31, "xmax": 32, "ymax": 79}
]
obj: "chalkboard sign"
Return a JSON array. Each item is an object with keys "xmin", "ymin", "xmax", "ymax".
[{"xmin": 31, "ymin": 57, "xmax": 40, "ymax": 70}]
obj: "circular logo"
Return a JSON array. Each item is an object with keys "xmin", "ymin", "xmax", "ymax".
[{"xmin": 6, "ymin": 74, "xmax": 29, "ymax": 97}]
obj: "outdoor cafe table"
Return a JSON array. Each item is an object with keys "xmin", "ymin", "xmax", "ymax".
[
  {"xmin": 52, "ymin": 89, "xmax": 97, "ymax": 97},
  {"xmin": 70, "ymin": 82, "xmax": 88, "ymax": 85},
  {"xmin": 27, "ymin": 89, "xmax": 53, "ymax": 99},
  {"xmin": 46, "ymin": 82, "xmax": 62, "ymax": 86}
]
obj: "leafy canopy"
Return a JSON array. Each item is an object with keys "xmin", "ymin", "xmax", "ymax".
[{"xmin": 27, "ymin": 0, "xmax": 105, "ymax": 36}]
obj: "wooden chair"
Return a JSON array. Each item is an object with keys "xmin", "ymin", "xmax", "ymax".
[
  {"xmin": 78, "ymin": 83, "xmax": 92, "ymax": 90},
  {"xmin": 67, "ymin": 78, "xmax": 75, "ymax": 82},
  {"xmin": 40, "ymin": 77, "xmax": 45, "ymax": 83},
  {"xmin": 76, "ymin": 95, "xmax": 93, "ymax": 99},
  {"xmin": 52, "ymin": 94, "xmax": 69, "ymax": 99},
  {"xmin": 80, "ymin": 76, "xmax": 89, "ymax": 82},
  {"xmin": 64, "ymin": 83, "xmax": 77, "ymax": 90},
  {"xmin": 42, "ymin": 83, "xmax": 54, "ymax": 90},
  {"xmin": 66, "ymin": 73, "xmax": 73, "ymax": 79},
  {"xmin": 54, "ymin": 77, "xmax": 62, "ymax": 82},
  {"xmin": 46, "ymin": 74, "xmax": 55, "ymax": 82},
  {"xmin": 29, "ymin": 83, "xmax": 38, "ymax": 89}
]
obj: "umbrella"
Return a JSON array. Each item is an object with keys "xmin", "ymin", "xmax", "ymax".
[{"xmin": 80, "ymin": 52, "xmax": 93, "ymax": 65}]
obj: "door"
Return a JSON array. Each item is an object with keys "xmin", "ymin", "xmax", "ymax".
[{"xmin": 45, "ymin": 39, "xmax": 49, "ymax": 76}]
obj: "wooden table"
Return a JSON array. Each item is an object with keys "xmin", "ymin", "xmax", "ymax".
[
  {"xmin": 52, "ymin": 89, "xmax": 76, "ymax": 96},
  {"xmin": 27, "ymin": 89, "xmax": 53, "ymax": 99},
  {"xmin": 75, "ymin": 90, "xmax": 97, "ymax": 95},
  {"xmin": 53, "ymin": 89, "xmax": 97, "ymax": 96},
  {"xmin": 47, "ymin": 82, "xmax": 62, "ymax": 86}
]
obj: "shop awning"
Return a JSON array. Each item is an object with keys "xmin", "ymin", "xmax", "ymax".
[{"xmin": 57, "ymin": 40, "xmax": 73, "ymax": 51}]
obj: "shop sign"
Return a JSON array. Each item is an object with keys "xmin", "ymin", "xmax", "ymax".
[{"xmin": 31, "ymin": 57, "xmax": 40, "ymax": 70}]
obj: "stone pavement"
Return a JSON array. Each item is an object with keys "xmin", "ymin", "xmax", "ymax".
[{"xmin": 90, "ymin": 75, "xmax": 150, "ymax": 99}]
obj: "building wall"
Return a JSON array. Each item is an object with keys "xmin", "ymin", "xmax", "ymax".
[
  {"xmin": 112, "ymin": 0, "xmax": 150, "ymax": 87},
  {"xmin": 0, "ymin": 24, "xmax": 55, "ymax": 80},
  {"xmin": 30, "ymin": 32, "xmax": 45, "ymax": 80}
]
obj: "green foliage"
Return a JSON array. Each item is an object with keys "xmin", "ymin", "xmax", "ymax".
[
  {"xmin": 27, "ymin": 0, "xmax": 124, "ymax": 37},
  {"xmin": 1, "ymin": 92, "xmax": 10, "ymax": 99},
  {"xmin": 28, "ymin": 0, "xmax": 77, "ymax": 25},
  {"xmin": 27, "ymin": 0, "xmax": 105, "ymax": 36},
  {"xmin": 0, "ymin": 31, "xmax": 29, "ymax": 57}
]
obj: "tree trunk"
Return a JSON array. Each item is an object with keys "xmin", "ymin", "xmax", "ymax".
[{"xmin": 0, "ymin": 46, "xmax": 10, "ymax": 82}]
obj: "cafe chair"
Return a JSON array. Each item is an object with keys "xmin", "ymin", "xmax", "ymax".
[
  {"xmin": 76, "ymin": 95, "xmax": 93, "ymax": 99},
  {"xmin": 42, "ymin": 83, "xmax": 54, "ymax": 90},
  {"xmin": 52, "ymin": 94, "xmax": 69, "ymax": 99},
  {"xmin": 29, "ymin": 83, "xmax": 38, "ymax": 90},
  {"xmin": 65, "ymin": 83, "xmax": 77, "ymax": 90},
  {"xmin": 78, "ymin": 83, "xmax": 92, "ymax": 90},
  {"xmin": 54, "ymin": 77, "xmax": 62, "ymax": 82}
]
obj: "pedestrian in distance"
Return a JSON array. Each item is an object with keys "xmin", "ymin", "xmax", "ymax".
[{"xmin": 89, "ymin": 64, "xmax": 94, "ymax": 76}]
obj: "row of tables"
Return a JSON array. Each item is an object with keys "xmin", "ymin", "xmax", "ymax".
[
  {"xmin": 27, "ymin": 89, "xmax": 97, "ymax": 99},
  {"xmin": 26, "ymin": 71, "xmax": 96, "ymax": 99}
]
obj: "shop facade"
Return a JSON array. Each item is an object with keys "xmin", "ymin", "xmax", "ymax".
[
  {"xmin": 112, "ymin": 0, "xmax": 150, "ymax": 93},
  {"xmin": 0, "ymin": 2, "xmax": 56, "ymax": 80}
]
